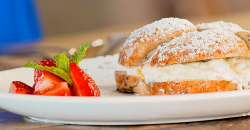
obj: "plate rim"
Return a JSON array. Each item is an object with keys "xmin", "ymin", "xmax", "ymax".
[
  {"xmin": 1, "ymin": 67, "xmax": 250, "ymax": 125},
  {"xmin": 1, "ymin": 88, "xmax": 250, "ymax": 102}
]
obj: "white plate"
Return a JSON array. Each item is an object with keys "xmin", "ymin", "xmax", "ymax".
[{"xmin": 1, "ymin": 56, "xmax": 250, "ymax": 125}]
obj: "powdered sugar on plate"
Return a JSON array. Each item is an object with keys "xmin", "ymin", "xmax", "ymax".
[{"xmin": 79, "ymin": 54, "xmax": 124, "ymax": 87}]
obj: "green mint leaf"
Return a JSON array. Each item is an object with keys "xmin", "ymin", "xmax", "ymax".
[
  {"xmin": 24, "ymin": 42, "xmax": 89, "ymax": 86},
  {"xmin": 54, "ymin": 51, "xmax": 70, "ymax": 73},
  {"xmin": 24, "ymin": 61, "xmax": 73, "ymax": 86},
  {"xmin": 53, "ymin": 55, "xmax": 60, "ymax": 63},
  {"xmin": 70, "ymin": 41, "xmax": 89, "ymax": 64}
]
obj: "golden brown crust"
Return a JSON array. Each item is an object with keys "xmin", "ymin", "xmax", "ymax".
[
  {"xmin": 236, "ymin": 31, "xmax": 250, "ymax": 50},
  {"xmin": 134, "ymin": 80, "xmax": 237, "ymax": 95},
  {"xmin": 115, "ymin": 71, "xmax": 140, "ymax": 93},
  {"xmin": 144, "ymin": 29, "xmax": 250, "ymax": 67},
  {"xmin": 118, "ymin": 18, "xmax": 196, "ymax": 67}
]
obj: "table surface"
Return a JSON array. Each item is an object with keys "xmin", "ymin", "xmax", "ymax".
[
  {"xmin": 2, "ymin": 107, "xmax": 250, "ymax": 130},
  {"xmin": 1, "ymin": 11, "xmax": 250, "ymax": 130}
]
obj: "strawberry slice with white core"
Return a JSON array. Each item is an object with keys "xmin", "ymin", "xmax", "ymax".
[
  {"xmin": 34, "ymin": 60, "xmax": 56, "ymax": 85},
  {"xmin": 39, "ymin": 82, "xmax": 72, "ymax": 96},
  {"xmin": 33, "ymin": 71, "xmax": 72, "ymax": 96}
]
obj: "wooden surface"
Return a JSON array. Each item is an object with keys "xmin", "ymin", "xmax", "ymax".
[
  {"xmin": 2, "ymin": 107, "xmax": 250, "ymax": 130},
  {"xmin": 1, "ymin": 11, "xmax": 250, "ymax": 129}
]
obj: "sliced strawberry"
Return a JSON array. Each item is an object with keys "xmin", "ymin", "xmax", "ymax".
[
  {"xmin": 39, "ymin": 82, "xmax": 72, "ymax": 96},
  {"xmin": 69, "ymin": 62, "xmax": 100, "ymax": 96},
  {"xmin": 34, "ymin": 60, "xmax": 56, "ymax": 84},
  {"xmin": 32, "ymin": 59, "xmax": 73, "ymax": 96},
  {"xmin": 9, "ymin": 81, "xmax": 33, "ymax": 94},
  {"xmin": 33, "ymin": 70, "xmax": 72, "ymax": 96}
]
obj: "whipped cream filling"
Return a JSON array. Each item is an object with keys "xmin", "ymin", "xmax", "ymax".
[
  {"xmin": 126, "ymin": 66, "xmax": 140, "ymax": 76},
  {"xmin": 125, "ymin": 58, "xmax": 250, "ymax": 90}
]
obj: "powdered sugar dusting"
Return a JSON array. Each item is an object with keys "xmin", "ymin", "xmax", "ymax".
[
  {"xmin": 196, "ymin": 21, "xmax": 244, "ymax": 33},
  {"xmin": 122, "ymin": 17, "xmax": 196, "ymax": 60},
  {"xmin": 146, "ymin": 29, "xmax": 246, "ymax": 66},
  {"xmin": 79, "ymin": 54, "xmax": 122, "ymax": 87}
]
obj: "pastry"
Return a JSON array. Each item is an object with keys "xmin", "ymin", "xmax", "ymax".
[{"xmin": 116, "ymin": 18, "xmax": 250, "ymax": 95}]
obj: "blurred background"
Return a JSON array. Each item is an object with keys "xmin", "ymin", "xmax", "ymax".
[
  {"xmin": 1, "ymin": 0, "xmax": 250, "ymax": 70},
  {"xmin": 37, "ymin": 0, "xmax": 250, "ymax": 36}
]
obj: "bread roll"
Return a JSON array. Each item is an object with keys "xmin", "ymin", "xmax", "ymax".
[{"xmin": 115, "ymin": 18, "xmax": 250, "ymax": 95}]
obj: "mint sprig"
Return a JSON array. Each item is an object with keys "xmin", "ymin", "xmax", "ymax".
[
  {"xmin": 70, "ymin": 41, "xmax": 89, "ymax": 64},
  {"xmin": 54, "ymin": 51, "xmax": 70, "ymax": 73},
  {"xmin": 24, "ymin": 42, "xmax": 89, "ymax": 85},
  {"xmin": 24, "ymin": 61, "xmax": 73, "ymax": 85}
]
